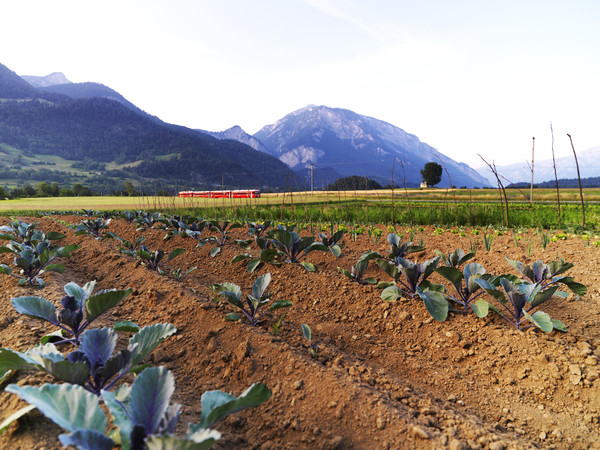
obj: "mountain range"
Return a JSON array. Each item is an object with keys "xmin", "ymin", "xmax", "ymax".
[
  {"xmin": 1, "ymin": 61, "xmax": 491, "ymax": 193},
  {"xmin": 204, "ymin": 106, "xmax": 489, "ymax": 188},
  {"xmin": 0, "ymin": 63, "xmax": 290, "ymax": 193}
]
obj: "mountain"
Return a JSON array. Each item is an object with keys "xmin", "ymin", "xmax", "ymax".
[
  {"xmin": 0, "ymin": 64, "xmax": 50, "ymax": 99},
  {"xmin": 22, "ymin": 72, "xmax": 71, "ymax": 87},
  {"xmin": 477, "ymin": 146, "xmax": 600, "ymax": 185},
  {"xmin": 36, "ymin": 81, "xmax": 152, "ymax": 119},
  {"xmin": 0, "ymin": 62, "xmax": 291, "ymax": 193},
  {"xmin": 252, "ymin": 105, "xmax": 489, "ymax": 188},
  {"xmin": 200, "ymin": 125, "xmax": 269, "ymax": 153}
]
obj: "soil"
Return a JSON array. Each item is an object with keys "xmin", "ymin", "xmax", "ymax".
[{"xmin": 1, "ymin": 216, "xmax": 599, "ymax": 450}]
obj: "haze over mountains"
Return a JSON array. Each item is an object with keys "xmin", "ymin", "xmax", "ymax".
[
  {"xmin": 0, "ymin": 60, "xmax": 523, "ymax": 192},
  {"xmin": 477, "ymin": 147, "xmax": 600, "ymax": 186}
]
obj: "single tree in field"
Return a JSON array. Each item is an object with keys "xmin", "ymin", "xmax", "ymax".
[{"xmin": 420, "ymin": 162, "xmax": 443, "ymax": 187}]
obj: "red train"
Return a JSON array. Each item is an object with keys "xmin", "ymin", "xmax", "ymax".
[{"xmin": 178, "ymin": 189, "xmax": 261, "ymax": 199}]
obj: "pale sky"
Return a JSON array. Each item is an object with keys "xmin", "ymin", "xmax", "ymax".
[{"xmin": 1, "ymin": 0, "xmax": 598, "ymax": 168}]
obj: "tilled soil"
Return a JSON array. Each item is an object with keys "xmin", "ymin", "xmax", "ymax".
[{"xmin": 0, "ymin": 216, "xmax": 599, "ymax": 449}]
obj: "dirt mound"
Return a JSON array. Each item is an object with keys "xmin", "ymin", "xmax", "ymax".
[{"xmin": 1, "ymin": 217, "xmax": 599, "ymax": 449}]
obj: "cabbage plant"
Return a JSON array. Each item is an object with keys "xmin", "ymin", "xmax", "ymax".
[
  {"xmin": 0, "ymin": 323, "xmax": 176, "ymax": 394},
  {"xmin": 435, "ymin": 248, "xmax": 475, "ymax": 268},
  {"xmin": 6, "ymin": 366, "xmax": 271, "ymax": 449},
  {"xmin": 11, "ymin": 281, "xmax": 131, "ymax": 346},
  {"xmin": 0, "ymin": 239, "xmax": 79, "ymax": 288},
  {"xmin": 266, "ymin": 229, "xmax": 328, "ymax": 272},
  {"xmin": 213, "ymin": 273, "xmax": 292, "ymax": 326}
]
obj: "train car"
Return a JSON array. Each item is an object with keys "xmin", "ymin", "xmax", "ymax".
[{"xmin": 178, "ymin": 189, "xmax": 260, "ymax": 198}]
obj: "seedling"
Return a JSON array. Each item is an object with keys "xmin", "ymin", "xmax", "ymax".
[
  {"xmin": 171, "ymin": 266, "xmax": 197, "ymax": 281},
  {"xmin": 213, "ymin": 273, "xmax": 292, "ymax": 326},
  {"xmin": 386, "ymin": 233, "xmax": 425, "ymax": 263},
  {"xmin": 317, "ymin": 229, "xmax": 344, "ymax": 258},
  {"xmin": 301, "ymin": 324, "xmax": 318, "ymax": 358},
  {"xmin": 378, "ymin": 256, "xmax": 441, "ymax": 300},
  {"xmin": 134, "ymin": 245, "xmax": 185, "ymax": 275},
  {"xmin": 483, "ymin": 231, "xmax": 494, "ymax": 251},
  {"xmin": 338, "ymin": 251, "xmax": 381, "ymax": 285},
  {"xmin": 435, "ymin": 248, "xmax": 475, "ymax": 268},
  {"xmin": 105, "ymin": 232, "xmax": 146, "ymax": 254},
  {"xmin": 74, "ymin": 218, "xmax": 111, "ymax": 239},
  {"xmin": 199, "ymin": 220, "xmax": 243, "ymax": 256},
  {"xmin": 435, "ymin": 263, "xmax": 491, "ymax": 316},
  {"xmin": 266, "ymin": 228, "xmax": 328, "ymax": 272}
]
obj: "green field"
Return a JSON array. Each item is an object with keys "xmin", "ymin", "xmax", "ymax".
[{"xmin": 0, "ymin": 188, "xmax": 595, "ymax": 231}]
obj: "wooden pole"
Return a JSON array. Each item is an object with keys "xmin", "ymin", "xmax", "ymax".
[{"xmin": 567, "ymin": 133, "xmax": 585, "ymax": 228}]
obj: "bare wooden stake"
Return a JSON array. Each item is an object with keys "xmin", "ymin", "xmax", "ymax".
[
  {"xmin": 530, "ymin": 137, "xmax": 535, "ymax": 202},
  {"xmin": 550, "ymin": 123, "xmax": 561, "ymax": 229},
  {"xmin": 567, "ymin": 133, "xmax": 585, "ymax": 228}
]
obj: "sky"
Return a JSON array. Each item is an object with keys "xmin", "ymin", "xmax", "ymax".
[{"xmin": 1, "ymin": 0, "xmax": 599, "ymax": 171}]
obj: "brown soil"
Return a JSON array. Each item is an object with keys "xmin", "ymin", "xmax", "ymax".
[{"xmin": 1, "ymin": 217, "xmax": 599, "ymax": 449}]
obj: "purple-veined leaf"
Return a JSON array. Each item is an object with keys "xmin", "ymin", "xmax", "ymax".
[
  {"xmin": 471, "ymin": 299, "xmax": 490, "ymax": 318},
  {"xmin": 80, "ymin": 328, "xmax": 118, "ymax": 369},
  {"xmin": 59, "ymin": 430, "xmax": 114, "ymax": 450},
  {"xmin": 523, "ymin": 310, "xmax": 553, "ymax": 333},
  {"xmin": 11, "ymin": 296, "xmax": 58, "ymax": 324},
  {"xmin": 192, "ymin": 382, "xmax": 271, "ymax": 430},
  {"xmin": 381, "ymin": 285, "xmax": 402, "ymax": 302},
  {"xmin": 128, "ymin": 323, "xmax": 177, "ymax": 368},
  {"xmin": 417, "ymin": 287, "xmax": 449, "ymax": 322},
  {"xmin": 6, "ymin": 383, "xmax": 106, "ymax": 433},
  {"xmin": 252, "ymin": 273, "xmax": 271, "ymax": 299},
  {"xmin": 129, "ymin": 366, "xmax": 175, "ymax": 435},
  {"xmin": 84, "ymin": 289, "xmax": 132, "ymax": 322}
]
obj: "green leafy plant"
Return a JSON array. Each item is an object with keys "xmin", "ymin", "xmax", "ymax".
[
  {"xmin": 213, "ymin": 273, "xmax": 292, "ymax": 326},
  {"xmin": 506, "ymin": 258, "xmax": 587, "ymax": 297},
  {"xmin": 0, "ymin": 323, "xmax": 176, "ymax": 395},
  {"xmin": 378, "ymin": 256, "xmax": 441, "ymax": 301},
  {"xmin": 317, "ymin": 229, "xmax": 344, "ymax": 258},
  {"xmin": 171, "ymin": 266, "xmax": 197, "ymax": 282},
  {"xmin": 338, "ymin": 251, "xmax": 381, "ymax": 285},
  {"xmin": 134, "ymin": 246, "xmax": 185, "ymax": 275},
  {"xmin": 435, "ymin": 263, "xmax": 491, "ymax": 316},
  {"xmin": 200, "ymin": 221, "xmax": 243, "ymax": 257},
  {"xmin": 301, "ymin": 324, "xmax": 318, "ymax": 358},
  {"xmin": 435, "ymin": 248, "xmax": 475, "ymax": 268},
  {"xmin": 105, "ymin": 232, "xmax": 146, "ymax": 254},
  {"xmin": 386, "ymin": 233, "xmax": 425, "ymax": 263},
  {"xmin": 6, "ymin": 366, "xmax": 271, "ymax": 449},
  {"xmin": 10, "ymin": 281, "xmax": 132, "ymax": 346},
  {"xmin": 0, "ymin": 220, "xmax": 65, "ymax": 243},
  {"xmin": 74, "ymin": 218, "xmax": 111, "ymax": 239},
  {"xmin": 0, "ymin": 239, "xmax": 79, "ymax": 288},
  {"xmin": 483, "ymin": 231, "xmax": 494, "ymax": 251},
  {"xmin": 266, "ymin": 228, "xmax": 328, "ymax": 272},
  {"xmin": 474, "ymin": 277, "xmax": 565, "ymax": 333}
]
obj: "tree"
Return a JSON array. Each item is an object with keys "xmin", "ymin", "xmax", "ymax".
[
  {"xmin": 420, "ymin": 162, "xmax": 442, "ymax": 187},
  {"xmin": 326, "ymin": 175, "xmax": 382, "ymax": 191}
]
